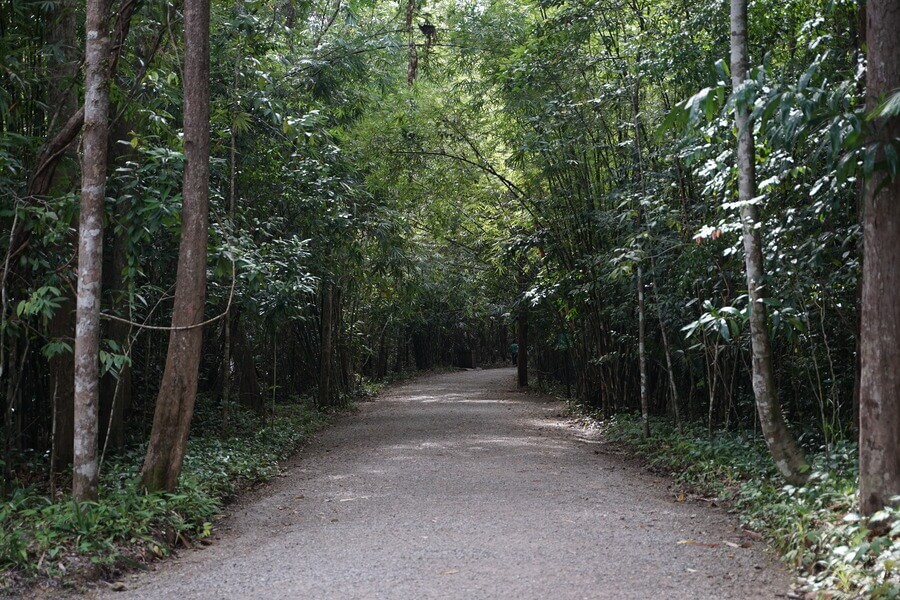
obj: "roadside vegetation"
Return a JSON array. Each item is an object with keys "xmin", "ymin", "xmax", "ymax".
[
  {"xmin": 602, "ymin": 414, "xmax": 899, "ymax": 598},
  {"xmin": 1, "ymin": 0, "xmax": 898, "ymax": 592},
  {"xmin": 1, "ymin": 400, "xmax": 327, "ymax": 593}
]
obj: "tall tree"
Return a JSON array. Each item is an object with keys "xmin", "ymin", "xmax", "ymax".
[
  {"xmin": 319, "ymin": 283, "xmax": 334, "ymax": 406},
  {"xmin": 517, "ymin": 308, "xmax": 528, "ymax": 387},
  {"xmin": 46, "ymin": 0, "xmax": 79, "ymax": 474},
  {"xmin": 72, "ymin": 0, "xmax": 112, "ymax": 502},
  {"xmin": 141, "ymin": 0, "xmax": 211, "ymax": 492},
  {"xmin": 406, "ymin": 0, "xmax": 418, "ymax": 84},
  {"xmin": 858, "ymin": 0, "xmax": 900, "ymax": 515},
  {"xmin": 730, "ymin": 0, "xmax": 808, "ymax": 484}
]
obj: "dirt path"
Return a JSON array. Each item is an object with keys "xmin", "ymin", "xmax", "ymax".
[{"xmin": 94, "ymin": 368, "xmax": 791, "ymax": 599}]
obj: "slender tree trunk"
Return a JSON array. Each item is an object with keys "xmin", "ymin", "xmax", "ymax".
[
  {"xmin": 99, "ymin": 118, "xmax": 136, "ymax": 452},
  {"xmin": 98, "ymin": 286, "xmax": 130, "ymax": 451},
  {"xmin": 45, "ymin": 0, "xmax": 79, "ymax": 474},
  {"xmin": 731, "ymin": 0, "xmax": 807, "ymax": 484},
  {"xmin": 650, "ymin": 267, "xmax": 682, "ymax": 432},
  {"xmin": 858, "ymin": 0, "xmax": 900, "ymax": 515},
  {"xmin": 233, "ymin": 318, "xmax": 261, "ymax": 412},
  {"xmin": 517, "ymin": 308, "xmax": 528, "ymax": 387},
  {"xmin": 705, "ymin": 335, "xmax": 718, "ymax": 441},
  {"xmin": 632, "ymin": 82, "xmax": 650, "ymax": 439},
  {"xmin": 637, "ymin": 264, "xmax": 650, "ymax": 438},
  {"xmin": 405, "ymin": 0, "xmax": 418, "ymax": 84},
  {"xmin": 141, "ymin": 0, "xmax": 211, "ymax": 492},
  {"xmin": 375, "ymin": 332, "xmax": 387, "ymax": 379},
  {"xmin": 73, "ymin": 0, "xmax": 111, "ymax": 501},
  {"xmin": 222, "ymin": 10, "xmax": 241, "ymax": 431},
  {"xmin": 25, "ymin": 0, "xmax": 141, "ymax": 202},
  {"xmin": 2, "ymin": 336, "xmax": 18, "ymax": 496},
  {"xmin": 318, "ymin": 284, "xmax": 334, "ymax": 407},
  {"xmin": 49, "ymin": 301, "xmax": 75, "ymax": 468}
]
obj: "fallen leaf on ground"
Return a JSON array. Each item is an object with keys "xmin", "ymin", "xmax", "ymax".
[
  {"xmin": 677, "ymin": 539, "xmax": 719, "ymax": 548},
  {"xmin": 742, "ymin": 529, "xmax": 764, "ymax": 540},
  {"xmin": 438, "ymin": 568, "xmax": 460, "ymax": 575}
]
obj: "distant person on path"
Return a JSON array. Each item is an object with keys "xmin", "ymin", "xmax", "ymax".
[{"xmin": 509, "ymin": 342, "xmax": 519, "ymax": 365}]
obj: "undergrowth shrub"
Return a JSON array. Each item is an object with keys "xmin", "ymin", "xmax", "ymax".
[{"xmin": 0, "ymin": 401, "xmax": 327, "ymax": 589}]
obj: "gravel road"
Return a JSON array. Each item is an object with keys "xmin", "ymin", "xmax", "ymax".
[{"xmin": 92, "ymin": 367, "xmax": 792, "ymax": 599}]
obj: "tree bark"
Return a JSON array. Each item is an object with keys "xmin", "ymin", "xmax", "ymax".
[
  {"xmin": 233, "ymin": 318, "xmax": 262, "ymax": 413},
  {"xmin": 517, "ymin": 308, "xmax": 528, "ymax": 387},
  {"xmin": 141, "ymin": 0, "xmax": 210, "ymax": 492},
  {"xmin": 650, "ymin": 265, "xmax": 683, "ymax": 432},
  {"xmin": 632, "ymin": 81, "xmax": 650, "ymax": 439},
  {"xmin": 99, "ymin": 118, "xmax": 136, "ymax": 452},
  {"xmin": 222, "ymin": 14, "xmax": 240, "ymax": 430},
  {"xmin": 405, "ymin": 0, "xmax": 418, "ymax": 84},
  {"xmin": 44, "ymin": 0, "xmax": 79, "ymax": 474},
  {"xmin": 318, "ymin": 284, "xmax": 334, "ymax": 407},
  {"xmin": 49, "ymin": 300, "xmax": 75, "ymax": 468},
  {"xmin": 731, "ymin": 0, "xmax": 807, "ymax": 484},
  {"xmin": 859, "ymin": 0, "xmax": 900, "ymax": 515},
  {"xmin": 637, "ymin": 264, "xmax": 650, "ymax": 438},
  {"xmin": 72, "ymin": 0, "xmax": 112, "ymax": 501},
  {"xmin": 26, "ymin": 0, "xmax": 141, "ymax": 201}
]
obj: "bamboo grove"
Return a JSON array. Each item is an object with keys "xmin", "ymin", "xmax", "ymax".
[{"xmin": 1, "ymin": 0, "xmax": 898, "ymax": 517}]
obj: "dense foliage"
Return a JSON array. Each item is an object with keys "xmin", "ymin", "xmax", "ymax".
[
  {"xmin": 1, "ymin": 402, "xmax": 327, "ymax": 588},
  {"xmin": 1, "ymin": 0, "xmax": 897, "ymax": 592}
]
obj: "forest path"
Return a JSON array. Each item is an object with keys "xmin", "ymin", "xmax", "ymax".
[{"xmin": 94, "ymin": 368, "xmax": 791, "ymax": 599}]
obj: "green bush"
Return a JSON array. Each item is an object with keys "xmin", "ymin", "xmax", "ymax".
[{"xmin": 0, "ymin": 402, "xmax": 327, "ymax": 589}]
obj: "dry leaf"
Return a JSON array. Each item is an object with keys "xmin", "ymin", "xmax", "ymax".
[
  {"xmin": 743, "ymin": 529, "xmax": 764, "ymax": 541},
  {"xmin": 677, "ymin": 539, "xmax": 719, "ymax": 548}
]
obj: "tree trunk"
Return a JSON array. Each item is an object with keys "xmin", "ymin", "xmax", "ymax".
[
  {"xmin": 632, "ymin": 82, "xmax": 650, "ymax": 439},
  {"xmin": 233, "ymin": 318, "xmax": 262, "ymax": 413},
  {"xmin": 858, "ymin": 0, "xmax": 900, "ymax": 515},
  {"xmin": 223, "ymin": 15, "xmax": 240, "ymax": 431},
  {"xmin": 405, "ymin": 0, "xmax": 418, "ymax": 84},
  {"xmin": 99, "ymin": 118, "xmax": 136, "ymax": 453},
  {"xmin": 141, "ymin": 0, "xmax": 210, "ymax": 492},
  {"xmin": 2, "ymin": 336, "xmax": 19, "ymax": 496},
  {"xmin": 731, "ymin": 0, "xmax": 807, "ymax": 484},
  {"xmin": 98, "ymin": 288, "xmax": 130, "ymax": 451},
  {"xmin": 650, "ymin": 266, "xmax": 683, "ymax": 432},
  {"xmin": 49, "ymin": 298, "xmax": 75, "ymax": 468},
  {"xmin": 637, "ymin": 264, "xmax": 650, "ymax": 438},
  {"xmin": 318, "ymin": 284, "xmax": 334, "ymax": 407},
  {"xmin": 517, "ymin": 308, "xmax": 528, "ymax": 388},
  {"xmin": 72, "ymin": 0, "xmax": 111, "ymax": 501},
  {"xmin": 375, "ymin": 332, "xmax": 387, "ymax": 379},
  {"xmin": 45, "ymin": 0, "xmax": 79, "ymax": 474}
]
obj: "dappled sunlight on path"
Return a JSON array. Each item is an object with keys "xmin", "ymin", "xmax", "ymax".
[{"xmin": 94, "ymin": 368, "xmax": 791, "ymax": 600}]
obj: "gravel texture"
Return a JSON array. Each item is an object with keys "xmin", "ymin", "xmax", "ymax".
[{"xmin": 91, "ymin": 367, "xmax": 792, "ymax": 599}]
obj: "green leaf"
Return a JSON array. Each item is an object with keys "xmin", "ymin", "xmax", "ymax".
[{"xmin": 868, "ymin": 89, "xmax": 900, "ymax": 121}]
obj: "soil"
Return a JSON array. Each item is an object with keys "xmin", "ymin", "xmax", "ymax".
[{"xmin": 88, "ymin": 367, "xmax": 793, "ymax": 599}]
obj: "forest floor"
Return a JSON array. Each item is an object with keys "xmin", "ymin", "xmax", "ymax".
[{"xmin": 87, "ymin": 368, "xmax": 792, "ymax": 599}]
